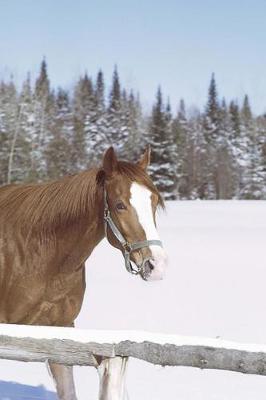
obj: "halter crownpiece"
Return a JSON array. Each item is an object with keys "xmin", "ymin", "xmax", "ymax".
[{"xmin": 103, "ymin": 188, "xmax": 163, "ymax": 276}]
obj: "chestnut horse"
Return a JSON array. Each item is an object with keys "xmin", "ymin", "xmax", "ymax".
[{"xmin": 0, "ymin": 147, "xmax": 167, "ymax": 399}]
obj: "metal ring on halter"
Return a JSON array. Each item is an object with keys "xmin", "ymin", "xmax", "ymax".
[
  {"xmin": 103, "ymin": 188, "xmax": 163, "ymax": 275},
  {"xmin": 124, "ymin": 251, "xmax": 141, "ymax": 274}
]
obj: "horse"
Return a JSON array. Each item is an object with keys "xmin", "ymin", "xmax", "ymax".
[{"xmin": 0, "ymin": 146, "xmax": 167, "ymax": 399}]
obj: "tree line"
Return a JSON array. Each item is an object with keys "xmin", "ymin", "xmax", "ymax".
[{"xmin": 0, "ymin": 60, "xmax": 265, "ymax": 200}]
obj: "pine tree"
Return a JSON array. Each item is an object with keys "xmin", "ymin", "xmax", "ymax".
[
  {"xmin": 35, "ymin": 59, "xmax": 50, "ymax": 100},
  {"xmin": 85, "ymin": 70, "xmax": 108, "ymax": 166},
  {"xmin": 122, "ymin": 90, "xmax": 145, "ymax": 160},
  {"xmin": 242, "ymin": 94, "xmax": 252, "ymax": 126},
  {"xmin": 229, "ymin": 100, "xmax": 241, "ymax": 140},
  {"xmin": 45, "ymin": 88, "xmax": 73, "ymax": 178},
  {"xmin": 2, "ymin": 78, "xmax": 20, "ymax": 185},
  {"xmin": 106, "ymin": 67, "xmax": 129, "ymax": 155},
  {"xmin": 204, "ymin": 73, "xmax": 220, "ymax": 143},
  {"xmin": 229, "ymin": 99, "xmax": 251, "ymax": 197},
  {"xmin": 11, "ymin": 74, "xmax": 34, "ymax": 183},
  {"xmin": 148, "ymin": 87, "xmax": 177, "ymax": 199},
  {"xmin": 0, "ymin": 82, "xmax": 11, "ymax": 185},
  {"xmin": 30, "ymin": 59, "xmax": 51, "ymax": 181},
  {"xmin": 72, "ymin": 74, "xmax": 95, "ymax": 171},
  {"xmin": 115, "ymin": 89, "xmax": 144, "ymax": 160},
  {"xmin": 96, "ymin": 70, "xmax": 105, "ymax": 109},
  {"xmin": 203, "ymin": 74, "xmax": 222, "ymax": 198},
  {"xmin": 187, "ymin": 109, "xmax": 210, "ymax": 199},
  {"xmin": 109, "ymin": 66, "xmax": 121, "ymax": 112},
  {"xmin": 106, "ymin": 66, "xmax": 121, "ymax": 144},
  {"xmin": 239, "ymin": 96, "xmax": 264, "ymax": 199},
  {"xmin": 213, "ymin": 98, "xmax": 236, "ymax": 198},
  {"xmin": 172, "ymin": 99, "xmax": 191, "ymax": 198},
  {"xmin": 256, "ymin": 115, "xmax": 266, "ymax": 199}
]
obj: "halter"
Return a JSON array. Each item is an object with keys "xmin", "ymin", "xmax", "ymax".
[{"xmin": 103, "ymin": 188, "xmax": 163, "ymax": 275}]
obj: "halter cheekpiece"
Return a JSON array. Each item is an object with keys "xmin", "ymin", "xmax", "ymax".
[{"xmin": 103, "ymin": 188, "xmax": 163, "ymax": 276}]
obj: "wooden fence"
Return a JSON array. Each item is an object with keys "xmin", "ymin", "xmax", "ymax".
[{"xmin": 1, "ymin": 323, "xmax": 266, "ymax": 399}]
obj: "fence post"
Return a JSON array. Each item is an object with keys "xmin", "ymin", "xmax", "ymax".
[{"xmin": 97, "ymin": 356, "xmax": 128, "ymax": 400}]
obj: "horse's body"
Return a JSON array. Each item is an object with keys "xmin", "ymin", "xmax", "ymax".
[
  {"xmin": 0, "ymin": 168, "xmax": 103, "ymax": 327},
  {"xmin": 0, "ymin": 147, "xmax": 167, "ymax": 399}
]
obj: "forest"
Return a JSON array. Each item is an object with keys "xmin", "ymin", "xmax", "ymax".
[{"xmin": 0, "ymin": 60, "xmax": 265, "ymax": 200}]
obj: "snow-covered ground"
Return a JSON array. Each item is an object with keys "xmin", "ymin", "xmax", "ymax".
[{"xmin": 1, "ymin": 201, "xmax": 266, "ymax": 399}]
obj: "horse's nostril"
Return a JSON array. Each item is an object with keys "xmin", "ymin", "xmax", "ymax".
[{"xmin": 145, "ymin": 259, "xmax": 154, "ymax": 270}]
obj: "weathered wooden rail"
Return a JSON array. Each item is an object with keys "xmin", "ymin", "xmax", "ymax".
[{"xmin": 1, "ymin": 324, "xmax": 266, "ymax": 399}]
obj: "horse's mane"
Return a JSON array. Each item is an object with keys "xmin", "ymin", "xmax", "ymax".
[
  {"xmin": 0, "ymin": 169, "xmax": 100, "ymax": 232},
  {"xmin": 0, "ymin": 161, "xmax": 164, "ymax": 234}
]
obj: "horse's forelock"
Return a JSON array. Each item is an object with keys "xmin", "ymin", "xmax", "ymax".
[{"xmin": 116, "ymin": 161, "xmax": 164, "ymax": 208}]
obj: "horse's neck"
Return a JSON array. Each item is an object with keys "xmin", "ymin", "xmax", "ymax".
[{"xmin": 50, "ymin": 188, "xmax": 105, "ymax": 273}]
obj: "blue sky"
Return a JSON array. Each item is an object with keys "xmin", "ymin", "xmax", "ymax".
[{"xmin": 1, "ymin": 0, "xmax": 266, "ymax": 114}]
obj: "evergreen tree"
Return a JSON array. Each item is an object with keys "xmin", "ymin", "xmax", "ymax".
[
  {"xmin": 187, "ymin": 109, "xmax": 210, "ymax": 199},
  {"xmin": 148, "ymin": 87, "xmax": 177, "ymax": 199},
  {"xmin": 239, "ymin": 97, "xmax": 263, "ymax": 199},
  {"xmin": 217, "ymin": 98, "xmax": 238, "ymax": 198},
  {"xmin": 229, "ymin": 100, "xmax": 241, "ymax": 140},
  {"xmin": 256, "ymin": 115, "xmax": 266, "ymax": 199},
  {"xmin": 45, "ymin": 88, "xmax": 73, "ymax": 178},
  {"xmin": 35, "ymin": 59, "xmax": 50, "ymax": 100},
  {"xmin": 123, "ymin": 90, "xmax": 145, "ymax": 160},
  {"xmin": 109, "ymin": 66, "xmax": 121, "ymax": 112},
  {"xmin": 106, "ymin": 67, "xmax": 129, "ymax": 155},
  {"xmin": 2, "ymin": 79, "xmax": 20, "ymax": 185},
  {"xmin": 30, "ymin": 59, "xmax": 52, "ymax": 181},
  {"xmin": 242, "ymin": 94, "xmax": 252, "ymax": 126},
  {"xmin": 172, "ymin": 99, "xmax": 191, "ymax": 198},
  {"xmin": 96, "ymin": 69, "xmax": 105, "ymax": 109},
  {"xmin": 72, "ymin": 74, "xmax": 95, "ymax": 170},
  {"xmin": 203, "ymin": 74, "xmax": 222, "ymax": 198},
  {"xmin": 204, "ymin": 73, "xmax": 221, "ymax": 143},
  {"xmin": 229, "ymin": 99, "xmax": 253, "ymax": 197},
  {"xmin": 85, "ymin": 70, "xmax": 108, "ymax": 166},
  {"xmin": 11, "ymin": 74, "xmax": 33, "ymax": 182},
  {"xmin": 0, "ymin": 82, "xmax": 11, "ymax": 185}
]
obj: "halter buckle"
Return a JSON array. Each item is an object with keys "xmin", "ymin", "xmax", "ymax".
[
  {"xmin": 104, "ymin": 208, "xmax": 110, "ymax": 220},
  {"xmin": 122, "ymin": 242, "xmax": 132, "ymax": 253}
]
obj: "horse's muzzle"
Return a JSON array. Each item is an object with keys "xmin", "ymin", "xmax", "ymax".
[
  {"xmin": 141, "ymin": 245, "xmax": 168, "ymax": 281},
  {"xmin": 140, "ymin": 259, "xmax": 155, "ymax": 281}
]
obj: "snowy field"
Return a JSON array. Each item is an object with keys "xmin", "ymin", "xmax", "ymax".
[{"xmin": 1, "ymin": 200, "xmax": 266, "ymax": 400}]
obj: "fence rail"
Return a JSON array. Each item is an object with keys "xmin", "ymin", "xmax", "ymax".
[{"xmin": 1, "ymin": 324, "xmax": 266, "ymax": 399}]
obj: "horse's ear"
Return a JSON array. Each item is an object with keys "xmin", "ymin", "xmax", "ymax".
[
  {"xmin": 137, "ymin": 146, "xmax": 151, "ymax": 170},
  {"xmin": 103, "ymin": 146, "xmax": 118, "ymax": 175}
]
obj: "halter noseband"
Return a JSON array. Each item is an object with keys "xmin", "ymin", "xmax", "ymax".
[{"xmin": 103, "ymin": 188, "xmax": 163, "ymax": 275}]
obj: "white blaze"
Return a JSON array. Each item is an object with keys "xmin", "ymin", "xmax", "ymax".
[{"xmin": 130, "ymin": 182, "xmax": 167, "ymax": 280}]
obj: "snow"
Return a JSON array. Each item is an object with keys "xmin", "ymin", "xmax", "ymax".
[
  {"xmin": 4, "ymin": 323, "xmax": 266, "ymax": 355},
  {"xmin": 1, "ymin": 200, "xmax": 266, "ymax": 400}
]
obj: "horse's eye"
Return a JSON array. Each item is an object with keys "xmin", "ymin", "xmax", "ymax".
[{"xmin": 116, "ymin": 201, "xmax": 126, "ymax": 211}]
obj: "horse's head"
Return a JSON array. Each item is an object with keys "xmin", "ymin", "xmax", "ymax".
[{"xmin": 101, "ymin": 147, "xmax": 167, "ymax": 281}]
